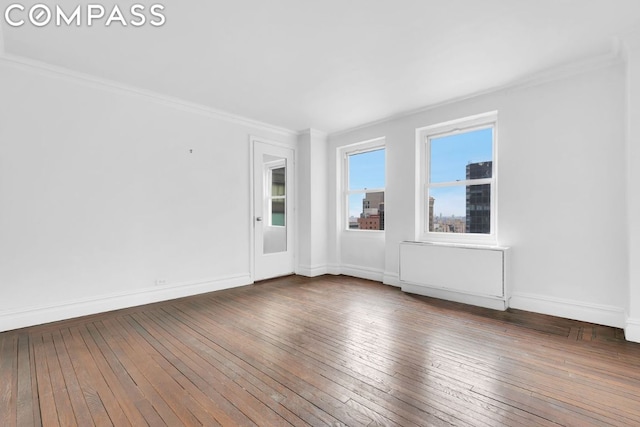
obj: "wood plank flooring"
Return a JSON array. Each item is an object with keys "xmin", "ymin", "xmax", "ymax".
[{"xmin": 1, "ymin": 275, "xmax": 640, "ymax": 426}]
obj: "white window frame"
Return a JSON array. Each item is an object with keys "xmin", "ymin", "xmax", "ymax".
[
  {"xmin": 341, "ymin": 137, "xmax": 386, "ymax": 232},
  {"xmin": 417, "ymin": 111, "xmax": 498, "ymax": 245}
]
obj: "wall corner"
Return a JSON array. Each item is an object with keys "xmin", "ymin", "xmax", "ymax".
[{"xmin": 296, "ymin": 128, "xmax": 330, "ymax": 277}]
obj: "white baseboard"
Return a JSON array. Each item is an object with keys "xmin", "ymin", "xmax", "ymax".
[
  {"xmin": 509, "ymin": 292, "xmax": 626, "ymax": 329},
  {"xmin": 326, "ymin": 264, "xmax": 342, "ymax": 276},
  {"xmin": 0, "ymin": 273, "xmax": 252, "ymax": 333},
  {"xmin": 296, "ymin": 264, "xmax": 328, "ymax": 277},
  {"xmin": 340, "ymin": 264, "xmax": 385, "ymax": 282},
  {"xmin": 402, "ymin": 283, "xmax": 507, "ymax": 311},
  {"xmin": 383, "ymin": 272, "xmax": 401, "ymax": 287},
  {"xmin": 625, "ymin": 318, "xmax": 640, "ymax": 343}
]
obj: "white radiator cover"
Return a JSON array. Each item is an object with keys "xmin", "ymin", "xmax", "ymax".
[{"xmin": 399, "ymin": 241, "xmax": 509, "ymax": 310}]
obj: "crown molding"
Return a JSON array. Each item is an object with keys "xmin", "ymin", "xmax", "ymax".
[
  {"xmin": 0, "ymin": 52, "xmax": 298, "ymax": 138},
  {"xmin": 330, "ymin": 51, "xmax": 621, "ymax": 138}
]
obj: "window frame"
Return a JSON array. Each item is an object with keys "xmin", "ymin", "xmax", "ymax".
[
  {"xmin": 341, "ymin": 137, "xmax": 386, "ymax": 233},
  {"xmin": 417, "ymin": 111, "xmax": 498, "ymax": 245}
]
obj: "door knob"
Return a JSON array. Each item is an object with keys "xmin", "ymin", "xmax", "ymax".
[{"xmin": 256, "ymin": 217, "xmax": 263, "ymax": 222}]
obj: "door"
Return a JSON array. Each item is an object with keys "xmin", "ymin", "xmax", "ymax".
[{"xmin": 253, "ymin": 140, "xmax": 295, "ymax": 281}]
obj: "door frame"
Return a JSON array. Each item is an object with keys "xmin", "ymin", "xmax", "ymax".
[{"xmin": 249, "ymin": 135, "xmax": 296, "ymax": 282}]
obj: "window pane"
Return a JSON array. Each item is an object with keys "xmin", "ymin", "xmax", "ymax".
[
  {"xmin": 349, "ymin": 149, "xmax": 385, "ymax": 190},
  {"xmin": 271, "ymin": 167, "xmax": 285, "ymax": 196},
  {"xmin": 430, "ymin": 127, "xmax": 492, "ymax": 183},
  {"xmin": 465, "ymin": 184, "xmax": 491, "ymax": 234},
  {"xmin": 429, "ymin": 187, "xmax": 466, "ymax": 233},
  {"xmin": 348, "ymin": 191, "xmax": 385, "ymax": 230},
  {"xmin": 429, "ymin": 184, "xmax": 490, "ymax": 234},
  {"xmin": 271, "ymin": 199, "xmax": 285, "ymax": 226}
]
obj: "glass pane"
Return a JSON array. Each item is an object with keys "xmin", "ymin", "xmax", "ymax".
[
  {"xmin": 264, "ymin": 221, "xmax": 287, "ymax": 253},
  {"xmin": 263, "ymin": 158, "xmax": 287, "ymax": 254},
  {"xmin": 430, "ymin": 127, "xmax": 492, "ymax": 183},
  {"xmin": 429, "ymin": 184, "xmax": 491, "ymax": 234},
  {"xmin": 271, "ymin": 199, "xmax": 285, "ymax": 226},
  {"xmin": 271, "ymin": 167, "xmax": 285, "ymax": 197},
  {"xmin": 349, "ymin": 149, "xmax": 385, "ymax": 190},
  {"xmin": 348, "ymin": 191, "xmax": 385, "ymax": 230},
  {"xmin": 429, "ymin": 187, "xmax": 466, "ymax": 233},
  {"xmin": 465, "ymin": 184, "xmax": 491, "ymax": 234}
]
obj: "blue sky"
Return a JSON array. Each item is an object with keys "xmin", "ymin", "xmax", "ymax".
[
  {"xmin": 348, "ymin": 128, "xmax": 492, "ymax": 219},
  {"xmin": 429, "ymin": 128, "xmax": 493, "ymax": 217},
  {"xmin": 349, "ymin": 149, "xmax": 385, "ymax": 190},
  {"xmin": 430, "ymin": 128, "xmax": 493, "ymax": 183}
]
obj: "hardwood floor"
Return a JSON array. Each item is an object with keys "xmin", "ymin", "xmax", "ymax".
[{"xmin": 1, "ymin": 275, "xmax": 640, "ymax": 426}]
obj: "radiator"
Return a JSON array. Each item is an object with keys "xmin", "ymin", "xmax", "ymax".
[{"xmin": 399, "ymin": 241, "xmax": 509, "ymax": 310}]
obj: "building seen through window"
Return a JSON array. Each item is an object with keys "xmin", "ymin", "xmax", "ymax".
[{"xmin": 349, "ymin": 191, "xmax": 384, "ymax": 230}]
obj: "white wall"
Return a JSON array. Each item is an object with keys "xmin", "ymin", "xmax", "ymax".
[
  {"xmin": 296, "ymin": 129, "xmax": 329, "ymax": 277},
  {"xmin": 0, "ymin": 20, "xmax": 4, "ymax": 55},
  {"xmin": 328, "ymin": 60, "xmax": 628, "ymax": 328},
  {"xmin": 624, "ymin": 29, "xmax": 640, "ymax": 341},
  {"xmin": 0, "ymin": 58, "xmax": 296, "ymax": 331}
]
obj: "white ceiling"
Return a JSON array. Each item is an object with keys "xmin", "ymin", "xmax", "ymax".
[{"xmin": 2, "ymin": 1, "xmax": 639, "ymax": 134}]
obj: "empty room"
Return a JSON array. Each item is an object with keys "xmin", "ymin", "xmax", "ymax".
[{"xmin": 2, "ymin": 1, "xmax": 640, "ymax": 426}]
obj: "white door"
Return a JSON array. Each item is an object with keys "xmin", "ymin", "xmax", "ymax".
[{"xmin": 253, "ymin": 140, "xmax": 294, "ymax": 281}]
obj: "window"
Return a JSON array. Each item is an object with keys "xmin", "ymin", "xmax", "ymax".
[
  {"xmin": 418, "ymin": 112, "xmax": 497, "ymax": 244},
  {"xmin": 343, "ymin": 138, "xmax": 386, "ymax": 231}
]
